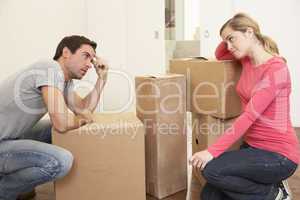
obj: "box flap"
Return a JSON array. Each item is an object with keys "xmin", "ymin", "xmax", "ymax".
[{"xmin": 136, "ymin": 74, "xmax": 184, "ymax": 79}]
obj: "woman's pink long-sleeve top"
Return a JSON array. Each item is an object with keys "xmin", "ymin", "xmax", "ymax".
[{"xmin": 207, "ymin": 42, "xmax": 300, "ymax": 164}]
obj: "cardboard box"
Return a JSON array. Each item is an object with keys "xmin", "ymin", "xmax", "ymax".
[
  {"xmin": 53, "ymin": 112, "xmax": 146, "ymax": 200},
  {"xmin": 135, "ymin": 74, "xmax": 187, "ymax": 199},
  {"xmin": 192, "ymin": 114, "xmax": 242, "ymax": 185},
  {"xmin": 186, "ymin": 164, "xmax": 203, "ymax": 200},
  {"xmin": 192, "ymin": 114, "xmax": 241, "ymax": 152},
  {"xmin": 169, "ymin": 58, "xmax": 242, "ymax": 119},
  {"xmin": 190, "ymin": 176, "xmax": 203, "ymax": 200}
]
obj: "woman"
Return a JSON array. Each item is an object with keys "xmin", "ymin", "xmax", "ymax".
[{"xmin": 190, "ymin": 13, "xmax": 300, "ymax": 200}]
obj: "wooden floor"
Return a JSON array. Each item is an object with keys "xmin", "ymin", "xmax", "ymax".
[{"xmin": 34, "ymin": 128, "xmax": 300, "ymax": 200}]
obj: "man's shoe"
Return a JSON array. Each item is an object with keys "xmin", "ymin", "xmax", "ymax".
[{"xmin": 16, "ymin": 189, "xmax": 36, "ymax": 200}]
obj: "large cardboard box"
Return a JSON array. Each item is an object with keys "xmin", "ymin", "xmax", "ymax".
[
  {"xmin": 135, "ymin": 74, "xmax": 187, "ymax": 199},
  {"xmin": 190, "ymin": 176, "xmax": 203, "ymax": 200},
  {"xmin": 170, "ymin": 58, "xmax": 242, "ymax": 119},
  {"xmin": 192, "ymin": 114, "xmax": 242, "ymax": 185},
  {"xmin": 192, "ymin": 114, "xmax": 241, "ymax": 153},
  {"xmin": 52, "ymin": 112, "xmax": 146, "ymax": 200}
]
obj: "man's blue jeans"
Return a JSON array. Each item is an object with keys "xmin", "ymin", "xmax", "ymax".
[
  {"xmin": 200, "ymin": 143, "xmax": 298, "ymax": 200},
  {"xmin": 0, "ymin": 120, "xmax": 73, "ymax": 200}
]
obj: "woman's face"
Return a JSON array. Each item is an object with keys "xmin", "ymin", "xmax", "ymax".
[{"xmin": 221, "ymin": 26, "xmax": 253, "ymax": 59}]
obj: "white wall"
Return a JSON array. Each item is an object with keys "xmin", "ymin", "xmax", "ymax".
[
  {"xmin": 2, "ymin": 0, "xmax": 298, "ymax": 125},
  {"xmin": 175, "ymin": 0, "xmax": 185, "ymax": 40},
  {"xmin": 0, "ymin": 0, "xmax": 86, "ymax": 81},
  {"xmin": 85, "ymin": 0, "xmax": 165, "ymax": 112},
  {"xmin": 232, "ymin": 0, "xmax": 300, "ymax": 126},
  {"xmin": 0, "ymin": 0, "xmax": 165, "ymax": 113},
  {"xmin": 184, "ymin": 0, "xmax": 201, "ymax": 40},
  {"xmin": 188, "ymin": 0, "xmax": 300, "ymax": 126},
  {"xmin": 197, "ymin": 0, "xmax": 234, "ymax": 58}
]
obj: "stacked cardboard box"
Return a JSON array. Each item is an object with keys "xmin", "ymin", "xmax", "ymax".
[
  {"xmin": 170, "ymin": 58, "xmax": 243, "ymax": 186},
  {"xmin": 53, "ymin": 112, "xmax": 146, "ymax": 200},
  {"xmin": 192, "ymin": 114, "xmax": 241, "ymax": 153},
  {"xmin": 135, "ymin": 74, "xmax": 187, "ymax": 199},
  {"xmin": 190, "ymin": 175, "xmax": 203, "ymax": 200},
  {"xmin": 170, "ymin": 58, "xmax": 242, "ymax": 119}
]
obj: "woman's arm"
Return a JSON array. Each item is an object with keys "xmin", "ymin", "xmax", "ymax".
[
  {"xmin": 215, "ymin": 41, "xmax": 235, "ymax": 60},
  {"xmin": 207, "ymin": 63, "xmax": 289, "ymax": 157}
]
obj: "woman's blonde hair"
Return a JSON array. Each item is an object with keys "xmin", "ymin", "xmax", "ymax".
[{"xmin": 220, "ymin": 13, "xmax": 279, "ymax": 56}]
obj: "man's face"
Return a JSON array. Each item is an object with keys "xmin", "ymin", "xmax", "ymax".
[{"xmin": 64, "ymin": 44, "xmax": 96, "ymax": 79}]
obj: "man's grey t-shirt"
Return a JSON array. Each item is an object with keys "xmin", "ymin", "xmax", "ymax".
[{"xmin": 0, "ymin": 59, "xmax": 73, "ymax": 141}]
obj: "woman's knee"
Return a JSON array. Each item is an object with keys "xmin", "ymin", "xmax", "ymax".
[{"xmin": 201, "ymin": 160, "xmax": 222, "ymax": 184}]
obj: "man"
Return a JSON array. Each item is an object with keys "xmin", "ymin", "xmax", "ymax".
[{"xmin": 0, "ymin": 35, "xmax": 108, "ymax": 200}]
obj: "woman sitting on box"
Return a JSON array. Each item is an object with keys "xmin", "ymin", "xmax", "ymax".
[{"xmin": 190, "ymin": 13, "xmax": 299, "ymax": 200}]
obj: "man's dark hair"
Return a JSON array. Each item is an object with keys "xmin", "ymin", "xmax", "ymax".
[{"xmin": 53, "ymin": 35, "xmax": 97, "ymax": 60}]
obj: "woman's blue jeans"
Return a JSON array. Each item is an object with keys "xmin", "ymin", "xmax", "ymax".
[{"xmin": 200, "ymin": 143, "xmax": 298, "ymax": 200}]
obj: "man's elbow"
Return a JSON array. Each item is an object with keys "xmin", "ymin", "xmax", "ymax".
[
  {"xmin": 53, "ymin": 124, "xmax": 68, "ymax": 133},
  {"xmin": 50, "ymin": 115, "xmax": 68, "ymax": 133}
]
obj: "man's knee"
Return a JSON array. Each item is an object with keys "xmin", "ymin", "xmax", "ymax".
[
  {"xmin": 39, "ymin": 148, "xmax": 73, "ymax": 180},
  {"xmin": 55, "ymin": 148, "xmax": 74, "ymax": 179}
]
